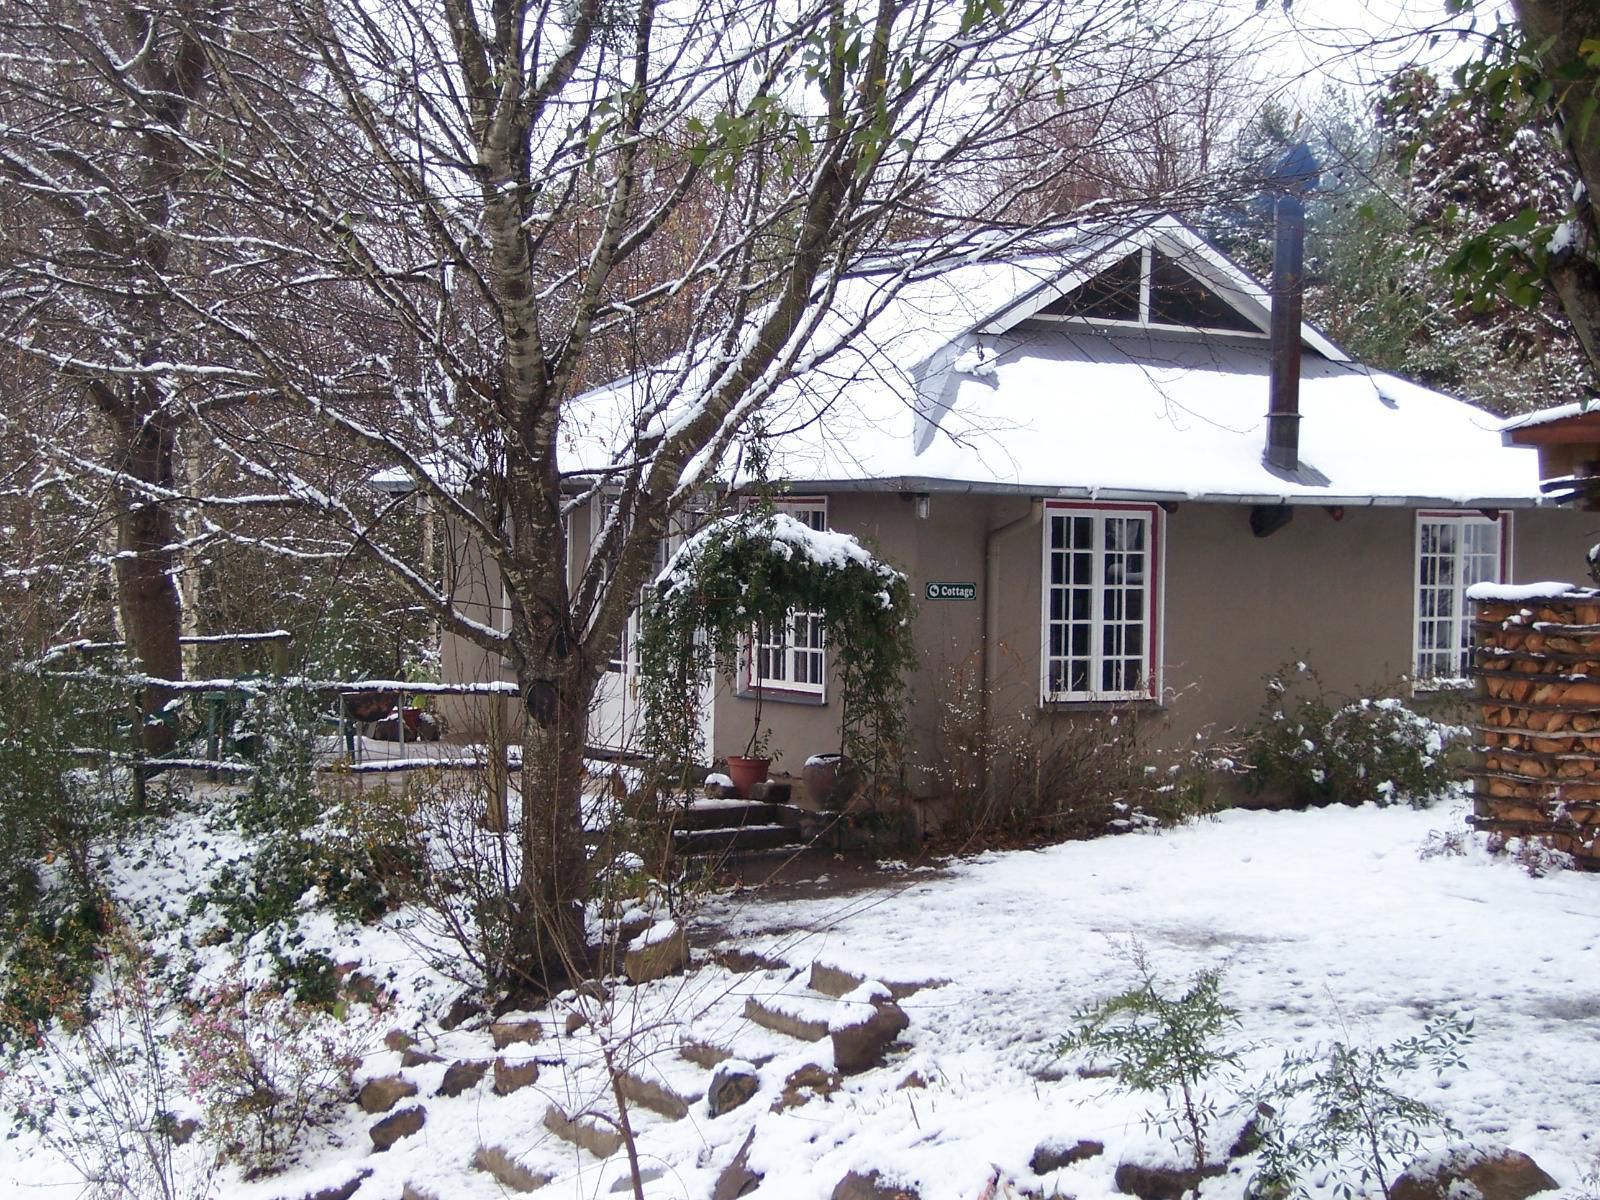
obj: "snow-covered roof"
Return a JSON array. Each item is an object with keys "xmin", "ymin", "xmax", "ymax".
[
  {"xmin": 1501, "ymin": 401, "xmax": 1598, "ymax": 433},
  {"xmin": 563, "ymin": 214, "xmax": 1547, "ymax": 507}
]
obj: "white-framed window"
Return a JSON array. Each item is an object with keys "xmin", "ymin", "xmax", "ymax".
[
  {"xmin": 606, "ymin": 557, "xmax": 668, "ymax": 676},
  {"xmin": 1041, "ymin": 501, "xmax": 1162, "ymax": 703},
  {"xmin": 1415, "ymin": 511, "xmax": 1509, "ymax": 684},
  {"xmin": 746, "ymin": 497, "xmax": 828, "ymax": 698}
]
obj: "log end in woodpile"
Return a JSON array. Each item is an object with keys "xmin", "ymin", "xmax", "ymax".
[{"xmin": 1472, "ymin": 587, "xmax": 1600, "ymax": 872}]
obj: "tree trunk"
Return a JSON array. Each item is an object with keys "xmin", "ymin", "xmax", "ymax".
[
  {"xmin": 509, "ymin": 654, "xmax": 595, "ymax": 998},
  {"xmin": 105, "ymin": 396, "xmax": 185, "ymax": 754}
]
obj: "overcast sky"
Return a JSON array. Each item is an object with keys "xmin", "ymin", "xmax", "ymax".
[{"xmin": 1252, "ymin": 0, "xmax": 1512, "ymax": 99}]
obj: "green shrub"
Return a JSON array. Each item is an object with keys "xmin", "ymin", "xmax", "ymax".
[
  {"xmin": 0, "ymin": 666, "xmax": 120, "ymax": 906},
  {"xmin": 1250, "ymin": 1016, "xmax": 1473, "ymax": 1200},
  {"xmin": 204, "ymin": 689, "xmax": 400, "ymax": 1002},
  {"xmin": 0, "ymin": 662, "xmax": 131, "ymax": 1039},
  {"xmin": 1056, "ymin": 949, "xmax": 1242, "ymax": 1170},
  {"xmin": 1244, "ymin": 665, "xmax": 1461, "ymax": 808},
  {"xmin": 0, "ymin": 892, "xmax": 111, "ymax": 1044}
]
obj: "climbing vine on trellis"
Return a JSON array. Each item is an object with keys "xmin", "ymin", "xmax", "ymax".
[{"xmin": 636, "ymin": 508, "xmax": 916, "ymax": 795}]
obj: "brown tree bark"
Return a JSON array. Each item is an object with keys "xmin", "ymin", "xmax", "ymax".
[
  {"xmin": 93, "ymin": 382, "xmax": 186, "ymax": 752},
  {"xmin": 512, "ymin": 662, "xmax": 594, "ymax": 997}
]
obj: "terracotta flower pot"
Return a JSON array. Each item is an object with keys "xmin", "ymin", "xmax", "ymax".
[{"xmin": 724, "ymin": 755, "xmax": 772, "ymax": 798}]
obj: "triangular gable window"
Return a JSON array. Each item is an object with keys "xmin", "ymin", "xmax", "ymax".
[
  {"xmin": 1038, "ymin": 248, "xmax": 1258, "ymax": 334},
  {"xmin": 1043, "ymin": 253, "xmax": 1141, "ymax": 321}
]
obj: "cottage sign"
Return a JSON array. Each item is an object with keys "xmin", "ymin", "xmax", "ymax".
[{"xmin": 926, "ymin": 581, "xmax": 977, "ymax": 601}]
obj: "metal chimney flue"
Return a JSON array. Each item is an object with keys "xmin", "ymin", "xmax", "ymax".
[{"xmin": 1266, "ymin": 192, "xmax": 1304, "ymax": 473}]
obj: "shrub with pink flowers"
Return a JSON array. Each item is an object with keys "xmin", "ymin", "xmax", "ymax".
[{"xmin": 174, "ymin": 976, "xmax": 375, "ymax": 1177}]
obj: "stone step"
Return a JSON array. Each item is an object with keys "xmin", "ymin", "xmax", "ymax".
[
  {"xmin": 673, "ymin": 800, "xmax": 801, "ymax": 833},
  {"xmin": 673, "ymin": 823, "xmax": 798, "ymax": 856},
  {"xmin": 678, "ymin": 1038, "xmax": 733, "ymax": 1069},
  {"xmin": 747, "ymin": 778, "xmax": 793, "ymax": 803},
  {"xmin": 678, "ymin": 1024, "xmax": 787, "ymax": 1069},
  {"xmin": 742, "ymin": 991, "xmax": 834, "ymax": 1042},
  {"xmin": 807, "ymin": 961, "xmax": 946, "ymax": 1000},
  {"xmin": 471, "ymin": 1144, "xmax": 551, "ymax": 1193},
  {"xmin": 685, "ymin": 845, "xmax": 830, "ymax": 883},
  {"xmin": 542, "ymin": 1104, "xmax": 624, "ymax": 1160},
  {"xmin": 807, "ymin": 961, "xmax": 866, "ymax": 999},
  {"xmin": 615, "ymin": 1067, "xmax": 700, "ymax": 1120}
]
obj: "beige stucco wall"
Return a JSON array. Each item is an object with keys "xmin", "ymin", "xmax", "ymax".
[
  {"xmin": 721, "ymin": 496, "xmax": 1597, "ymax": 788},
  {"xmin": 708, "ymin": 492, "xmax": 1001, "ymax": 778},
  {"xmin": 437, "ymin": 490, "xmax": 1595, "ymax": 782},
  {"xmin": 1513, "ymin": 502, "xmax": 1594, "ymax": 583},
  {"xmin": 436, "ymin": 512, "xmax": 516, "ymax": 739}
]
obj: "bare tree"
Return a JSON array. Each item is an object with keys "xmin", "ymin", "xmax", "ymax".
[
  {"xmin": 0, "ymin": 0, "xmax": 243, "ymax": 745},
  {"xmin": 987, "ymin": 18, "xmax": 1265, "ymax": 222},
  {"xmin": 5, "ymin": 0, "xmax": 1270, "ymax": 996}
]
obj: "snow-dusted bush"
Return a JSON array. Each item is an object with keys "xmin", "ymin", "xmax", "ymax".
[
  {"xmin": 1245, "ymin": 665, "xmax": 1462, "ymax": 808},
  {"xmin": 1250, "ymin": 1015, "xmax": 1472, "ymax": 1200},
  {"xmin": 0, "ymin": 666, "xmax": 119, "ymax": 908},
  {"xmin": 926, "ymin": 652, "xmax": 1227, "ymax": 843},
  {"xmin": 205, "ymin": 692, "xmax": 404, "ymax": 1003},
  {"xmin": 174, "ymin": 975, "xmax": 376, "ymax": 1178},
  {"xmin": 0, "ymin": 931, "xmax": 218, "ymax": 1200},
  {"xmin": 0, "ymin": 663, "xmax": 129, "ymax": 1038}
]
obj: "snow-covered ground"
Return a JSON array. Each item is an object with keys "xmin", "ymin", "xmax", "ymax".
[
  {"xmin": 700, "ymin": 803, "xmax": 1600, "ymax": 1198},
  {"xmin": 2, "ymin": 800, "xmax": 1597, "ymax": 1200}
]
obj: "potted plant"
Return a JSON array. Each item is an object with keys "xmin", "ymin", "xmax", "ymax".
[
  {"xmin": 725, "ymin": 655, "xmax": 773, "ymax": 798},
  {"xmin": 724, "ymin": 743, "xmax": 772, "ymax": 798}
]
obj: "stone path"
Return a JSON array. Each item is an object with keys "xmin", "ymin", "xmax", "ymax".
[{"xmin": 283, "ymin": 952, "xmax": 943, "ymax": 1200}]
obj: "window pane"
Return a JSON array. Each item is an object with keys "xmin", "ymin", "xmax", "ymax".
[
  {"xmin": 1046, "ymin": 509, "xmax": 1154, "ymax": 698},
  {"xmin": 1415, "ymin": 516, "xmax": 1501, "ymax": 679}
]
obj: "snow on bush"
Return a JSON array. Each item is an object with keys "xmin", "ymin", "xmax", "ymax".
[{"xmin": 1246, "ymin": 665, "xmax": 1465, "ymax": 808}]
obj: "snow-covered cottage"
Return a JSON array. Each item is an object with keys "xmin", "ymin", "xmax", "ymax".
[{"xmin": 441, "ymin": 213, "xmax": 1591, "ymax": 784}]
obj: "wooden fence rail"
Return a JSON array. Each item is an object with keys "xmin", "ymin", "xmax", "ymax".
[{"xmin": 37, "ymin": 636, "xmax": 522, "ymax": 806}]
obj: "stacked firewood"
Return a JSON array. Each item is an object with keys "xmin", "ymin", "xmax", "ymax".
[{"xmin": 1472, "ymin": 590, "xmax": 1600, "ymax": 868}]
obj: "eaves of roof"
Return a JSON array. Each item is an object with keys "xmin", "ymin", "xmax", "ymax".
[{"xmin": 773, "ymin": 475, "xmax": 1551, "ymax": 510}]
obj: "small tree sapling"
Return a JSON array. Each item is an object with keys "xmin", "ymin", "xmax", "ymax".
[{"xmin": 1056, "ymin": 948, "xmax": 1243, "ymax": 1171}]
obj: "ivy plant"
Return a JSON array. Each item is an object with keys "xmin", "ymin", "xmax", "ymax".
[{"xmin": 636, "ymin": 506, "xmax": 916, "ymax": 799}]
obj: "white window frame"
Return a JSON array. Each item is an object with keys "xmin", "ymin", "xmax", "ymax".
[
  {"xmin": 1414, "ymin": 510, "xmax": 1510, "ymax": 686},
  {"xmin": 1040, "ymin": 501, "xmax": 1164, "ymax": 704},
  {"xmin": 744, "ymin": 496, "xmax": 828, "ymax": 700}
]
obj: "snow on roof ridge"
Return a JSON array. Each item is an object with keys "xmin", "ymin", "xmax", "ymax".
[
  {"xmin": 1501, "ymin": 401, "xmax": 1595, "ymax": 432},
  {"xmin": 843, "ymin": 208, "xmax": 1166, "ymax": 277}
]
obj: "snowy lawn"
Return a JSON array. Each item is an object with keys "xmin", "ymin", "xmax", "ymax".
[
  {"xmin": 692, "ymin": 801, "xmax": 1599, "ymax": 1199},
  {"xmin": 2, "ymin": 800, "xmax": 1596, "ymax": 1200}
]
